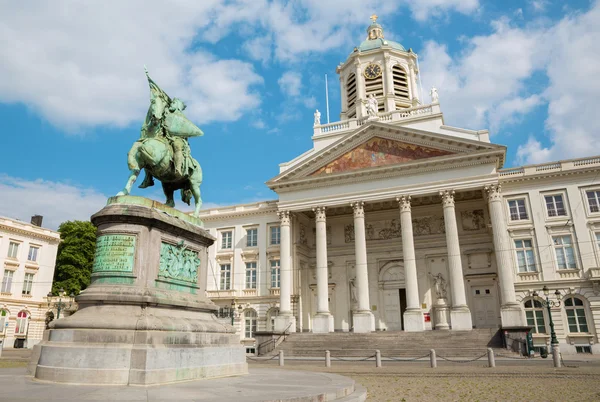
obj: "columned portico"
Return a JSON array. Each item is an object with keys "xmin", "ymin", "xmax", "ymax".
[
  {"xmin": 274, "ymin": 211, "xmax": 296, "ymax": 332},
  {"xmin": 313, "ymin": 206, "xmax": 333, "ymax": 332},
  {"xmin": 397, "ymin": 196, "xmax": 424, "ymax": 331},
  {"xmin": 485, "ymin": 184, "xmax": 526, "ymax": 327},
  {"xmin": 440, "ymin": 190, "xmax": 473, "ymax": 330},
  {"xmin": 350, "ymin": 201, "xmax": 375, "ymax": 332}
]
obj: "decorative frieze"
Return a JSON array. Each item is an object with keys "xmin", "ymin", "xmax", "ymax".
[
  {"xmin": 461, "ymin": 209, "xmax": 486, "ymax": 231},
  {"xmin": 158, "ymin": 241, "xmax": 199, "ymax": 284},
  {"xmin": 344, "ymin": 214, "xmax": 445, "ymax": 243}
]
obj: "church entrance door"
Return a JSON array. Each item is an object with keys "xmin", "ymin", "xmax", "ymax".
[
  {"xmin": 383, "ymin": 288, "xmax": 406, "ymax": 330},
  {"xmin": 471, "ymin": 285, "xmax": 499, "ymax": 328}
]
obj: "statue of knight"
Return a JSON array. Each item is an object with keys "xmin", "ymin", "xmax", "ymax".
[{"xmin": 117, "ymin": 68, "xmax": 204, "ymax": 217}]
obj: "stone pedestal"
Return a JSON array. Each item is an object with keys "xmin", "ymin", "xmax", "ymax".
[
  {"xmin": 500, "ymin": 305, "xmax": 527, "ymax": 327},
  {"xmin": 274, "ymin": 314, "xmax": 296, "ymax": 333},
  {"xmin": 313, "ymin": 314, "xmax": 333, "ymax": 333},
  {"xmin": 403, "ymin": 309, "xmax": 424, "ymax": 332},
  {"xmin": 432, "ymin": 298, "xmax": 450, "ymax": 330},
  {"xmin": 450, "ymin": 307, "xmax": 473, "ymax": 330},
  {"xmin": 352, "ymin": 311, "xmax": 375, "ymax": 333},
  {"xmin": 32, "ymin": 196, "xmax": 247, "ymax": 385}
]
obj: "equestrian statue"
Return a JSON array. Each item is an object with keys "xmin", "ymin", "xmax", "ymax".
[{"xmin": 117, "ymin": 68, "xmax": 204, "ymax": 217}]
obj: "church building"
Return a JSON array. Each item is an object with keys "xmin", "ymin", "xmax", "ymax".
[{"xmin": 200, "ymin": 18, "xmax": 600, "ymax": 355}]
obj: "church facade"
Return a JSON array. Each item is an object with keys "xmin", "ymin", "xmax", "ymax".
[{"xmin": 200, "ymin": 19, "xmax": 600, "ymax": 355}]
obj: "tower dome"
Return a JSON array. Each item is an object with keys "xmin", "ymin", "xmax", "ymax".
[{"xmin": 356, "ymin": 15, "xmax": 405, "ymax": 53}]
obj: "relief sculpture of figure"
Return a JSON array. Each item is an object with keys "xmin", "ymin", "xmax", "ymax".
[
  {"xmin": 364, "ymin": 94, "xmax": 379, "ymax": 118},
  {"xmin": 117, "ymin": 67, "xmax": 204, "ymax": 216}
]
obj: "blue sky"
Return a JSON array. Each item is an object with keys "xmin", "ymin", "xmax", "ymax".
[{"xmin": 0, "ymin": 0, "xmax": 598, "ymax": 229}]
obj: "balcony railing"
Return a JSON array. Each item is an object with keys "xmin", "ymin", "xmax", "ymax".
[{"xmin": 499, "ymin": 156, "xmax": 600, "ymax": 179}]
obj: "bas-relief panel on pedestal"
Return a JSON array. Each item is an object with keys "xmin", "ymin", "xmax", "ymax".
[
  {"xmin": 311, "ymin": 137, "xmax": 454, "ymax": 176},
  {"xmin": 158, "ymin": 241, "xmax": 200, "ymax": 283}
]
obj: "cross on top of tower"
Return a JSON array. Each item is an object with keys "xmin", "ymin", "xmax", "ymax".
[{"xmin": 370, "ymin": 14, "xmax": 378, "ymax": 23}]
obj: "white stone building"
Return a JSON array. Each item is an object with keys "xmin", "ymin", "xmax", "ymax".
[
  {"xmin": 0, "ymin": 216, "xmax": 60, "ymax": 349},
  {"xmin": 200, "ymin": 19, "xmax": 600, "ymax": 355}
]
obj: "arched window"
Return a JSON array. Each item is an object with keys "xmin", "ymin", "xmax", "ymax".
[
  {"xmin": 0, "ymin": 310, "xmax": 7, "ymax": 334},
  {"xmin": 524, "ymin": 299, "xmax": 546, "ymax": 333},
  {"xmin": 564, "ymin": 297, "xmax": 589, "ymax": 333},
  {"xmin": 15, "ymin": 311, "xmax": 28, "ymax": 335},
  {"xmin": 346, "ymin": 73, "xmax": 357, "ymax": 118},
  {"xmin": 244, "ymin": 310, "xmax": 257, "ymax": 339},
  {"xmin": 392, "ymin": 65, "xmax": 410, "ymax": 105}
]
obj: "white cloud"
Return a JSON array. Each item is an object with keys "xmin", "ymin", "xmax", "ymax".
[
  {"xmin": 0, "ymin": 175, "xmax": 108, "ymax": 230},
  {"xmin": 0, "ymin": 1, "xmax": 262, "ymax": 130},
  {"xmin": 278, "ymin": 72, "xmax": 303, "ymax": 97},
  {"xmin": 531, "ymin": 0, "xmax": 549, "ymax": 12},
  {"xmin": 405, "ymin": 0, "xmax": 480, "ymax": 21}
]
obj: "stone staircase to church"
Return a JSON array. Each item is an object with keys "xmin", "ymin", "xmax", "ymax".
[{"xmin": 272, "ymin": 328, "xmax": 511, "ymax": 358}]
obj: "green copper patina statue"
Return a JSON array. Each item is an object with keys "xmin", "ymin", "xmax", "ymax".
[{"xmin": 117, "ymin": 68, "xmax": 204, "ymax": 216}]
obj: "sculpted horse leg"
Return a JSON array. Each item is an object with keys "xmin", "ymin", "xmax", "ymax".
[
  {"xmin": 190, "ymin": 165, "xmax": 203, "ymax": 217},
  {"xmin": 162, "ymin": 182, "xmax": 176, "ymax": 208},
  {"xmin": 117, "ymin": 142, "xmax": 142, "ymax": 196}
]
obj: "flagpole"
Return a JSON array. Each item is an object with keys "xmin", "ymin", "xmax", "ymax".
[{"xmin": 325, "ymin": 74, "xmax": 330, "ymax": 124}]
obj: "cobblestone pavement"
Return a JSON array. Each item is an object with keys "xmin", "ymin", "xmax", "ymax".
[{"xmin": 249, "ymin": 360, "xmax": 600, "ymax": 401}]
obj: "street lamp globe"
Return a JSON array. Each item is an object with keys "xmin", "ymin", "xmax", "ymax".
[{"xmin": 543, "ymin": 285, "xmax": 550, "ymax": 296}]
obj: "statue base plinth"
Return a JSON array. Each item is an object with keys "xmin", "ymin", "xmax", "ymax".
[{"xmin": 31, "ymin": 197, "xmax": 247, "ymax": 385}]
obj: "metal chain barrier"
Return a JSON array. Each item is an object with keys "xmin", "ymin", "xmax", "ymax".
[
  {"xmin": 495, "ymin": 353, "xmax": 536, "ymax": 360},
  {"xmin": 560, "ymin": 354, "xmax": 578, "ymax": 368},
  {"xmin": 386, "ymin": 353, "xmax": 432, "ymax": 362},
  {"xmin": 331, "ymin": 354, "xmax": 377, "ymax": 362},
  {"xmin": 436, "ymin": 352, "xmax": 488, "ymax": 363},
  {"xmin": 246, "ymin": 354, "xmax": 279, "ymax": 362}
]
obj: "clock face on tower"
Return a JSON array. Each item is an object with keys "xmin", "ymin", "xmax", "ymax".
[{"xmin": 364, "ymin": 63, "xmax": 382, "ymax": 79}]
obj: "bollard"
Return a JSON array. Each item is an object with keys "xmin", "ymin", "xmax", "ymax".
[
  {"xmin": 551, "ymin": 344, "xmax": 561, "ymax": 368},
  {"xmin": 325, "ymin": 350, "xmax": 331, "ymax": 368},
  {"xmin": 279, "ymin": 350, "xmax": 284, "ymax": 367},
  {"xmin": 430, "ymin": 349, "xmax": 437, "ymax": 368},
  {"xmin": 487, "ymin": 348, "xmax": 496, "ymax": 368},
  {"xmin": 375, "ymin": 350, "xmax": 382, "ymax": 368}
]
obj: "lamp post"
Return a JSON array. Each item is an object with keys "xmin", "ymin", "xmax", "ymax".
[
  {"xmin": 532, "ymin": 286, "xmax": 562, "ymax": 368},
  {"xmin": 47, "ymin": 288, "xmax": 74, "ymax": 319},
  {"xmin": 230, "ymin": 300, "xmax": 236, "ymax": 326}
]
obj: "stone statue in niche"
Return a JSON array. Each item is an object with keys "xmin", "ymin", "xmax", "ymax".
[
  {"xmin": 349, "ymin": 277, "xmax": 358, "ymax": 302},
  {"xmin": 461, "ymin": 209, "xmax": 486, "ymax": 231},
  {"xmin": 429, "ymin": 272, "xmax": 447, "ymax": 299},
  {"xmin": 365, "ymin": 94, "xmax": 379, "ymax": 118},
  {"xmin": 299, "ymin": 223, "xmax": 308, "ymax": 245}
]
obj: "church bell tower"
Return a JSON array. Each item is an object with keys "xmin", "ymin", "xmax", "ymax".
[{"xmin": 336, "ymin": 15, "xmax": 422, "ymax": 121}]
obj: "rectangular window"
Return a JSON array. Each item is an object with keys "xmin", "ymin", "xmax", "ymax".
[
  {"xmin": 270, "ymin": 260, "xmax": 281, "ymax": 288},
  {"xmin": 219, "ymin": 264, "xmax": 231, "ymax": 290},
  {"xmin": 246, "ymin": 228, "xmax": 258, "ymax": 247},
  {"xmin": 22, "ymin": 273, "xmax": 34, "ymax": 295},
  {"xmin": 545, "ymin": 194, "xmax": 567, "ymax": 217},
  {"xmin": 1, "ymin": 270, "xmax": 14, "ymax": 293},
  {"xmin": 245, "ymin": 262, "xmax": 257, "ymax": 289},
  {"xmin": 553, "ymin": 235, "xmax": 577, "ymax": 269},
  {"xmin": 221, "ymin": 231, "xmax": 232, "ymax": 250},
  {"xmin": 7, "ymin": 242, "xmax": 19, "ymax": 258},
  {"xmin": 587, "ymin": 190, "xmax": 600, "ymax": 213},
  {"xmin": 27, "ymin": 246, "xmax": 39, "ymax": 262},
  {"xmin": 514, "ymin": 239, "xmax": 536, "ymax": 272},
  {"xmin": 270, "ymin": 226, "xmax": 281, "ymax": 246},
  {"xmin": 525, "ymin": 310, "xmax": 546, "ymax": 334},
  {"xmin": 508, "ymin": 199, "xmax": 528, "ymax": 221}
]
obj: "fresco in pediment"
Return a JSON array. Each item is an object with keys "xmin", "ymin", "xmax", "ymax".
[{"xmin": 311, "ymin": 137, "xmax": 454, "ymax": 176}]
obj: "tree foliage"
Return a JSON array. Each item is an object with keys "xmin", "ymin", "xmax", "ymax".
[{"xmin": 52, "ymin": 220, "xmax": 97, "ymax": 295}]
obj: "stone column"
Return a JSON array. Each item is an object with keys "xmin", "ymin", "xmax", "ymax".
[
  {"xmin": 397, "ymin": 196, "xmax": 424, "ymax": 331},
  {"xmin": 312, "ymin": 207, "xmax": 333, "ymax": 333},
  {"xmin": 339, "ymin": 75, "xmax": 348, "ymax": 120},
  {"xmin": 440, "ymin": 190, "xmax": 472, "ymax": 330},
  {"xmin": 350, "ymin": 202, "xmax": 374, "ymax": 333},
  {"xmin": 383, "ymin": 54, "xmax": 395, "ymax": 113},
  {"xmin": 355, "ymin": 60, "xmax": 367, "ymax": 119},
  {"xmin": 274, "ymin": 211, "xmax": 296, "ymax": 332},
  {"xmin": 485, "ymin": 184, "xmax": 526, "ymax": 327},
  {"xmin": 409, "ymin": 60, "xmax": 420, "ymax": 105}
]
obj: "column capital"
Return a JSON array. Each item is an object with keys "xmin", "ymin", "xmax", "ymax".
[
  {"xmin": 351, "ymin": 201, "xmax": 365, "ymax": 218},
  {"xmin": 396, "ymin": 195, "xmax": 411, "ymax": 212},
  {"xmin": 277, "ymin": 210, "xmax": 290, "ymax": 226},
  {"xmin": 439, "ymin": 189, "xmax": 455, "ymax": 208},
  {"xmin": 484, "ymin": 184, "xmax": 502, "ymax": 203},
  {"xmin": 313, "ymin": 206, "xmax": 326, "ymax": 222}
]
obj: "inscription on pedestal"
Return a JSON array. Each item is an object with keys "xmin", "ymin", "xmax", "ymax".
[{"xmin": 93, "ymin": 234, "xmax": 136, "ymax": 272}]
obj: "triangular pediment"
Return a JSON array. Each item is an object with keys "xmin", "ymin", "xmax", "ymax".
[
  {"xmin": 267, "ymin": 122, "xmax": 506, "ymax": 191},
  {"xmin": 310, "ymin": 137, "xmax": 455, "ymax": 176}
]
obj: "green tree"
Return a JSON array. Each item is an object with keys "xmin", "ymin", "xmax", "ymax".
[{"xmin": 52, "ymin": 220, "xmax": 97, "ymax": 295}]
